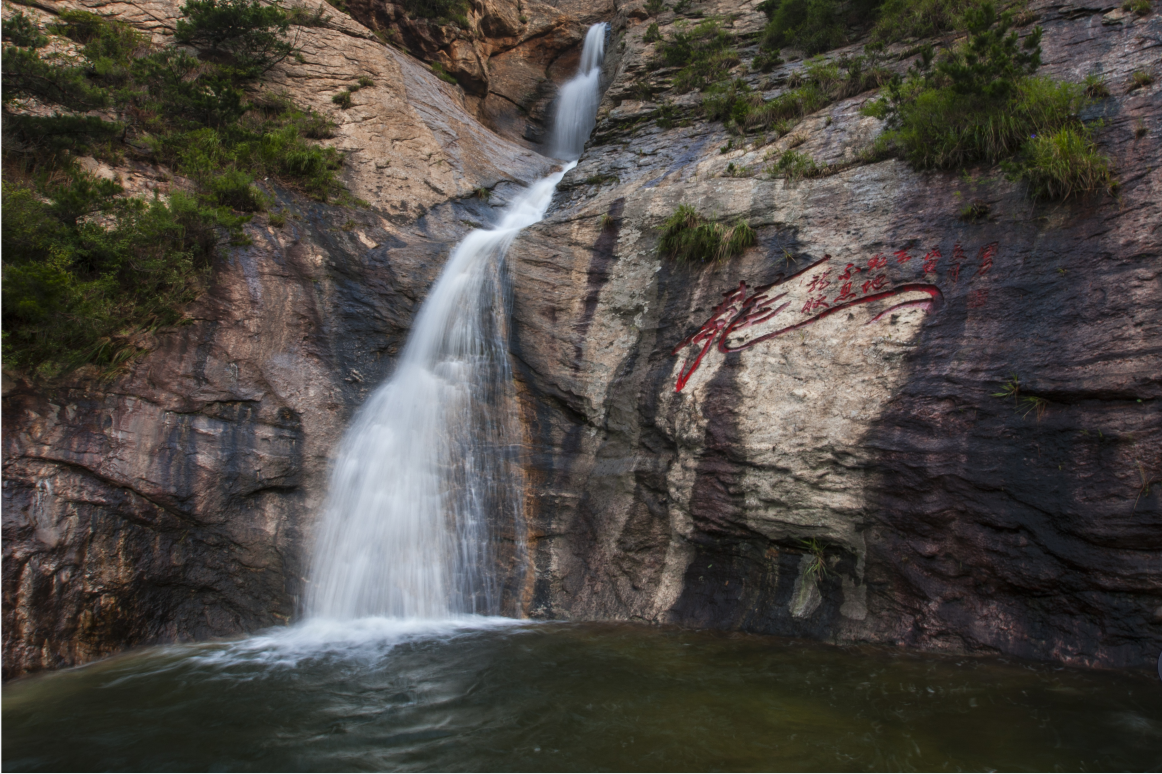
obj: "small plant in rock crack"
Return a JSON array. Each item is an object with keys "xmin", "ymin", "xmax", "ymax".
[
  {"xmin": 960, "ymin": 199, "xmax": 991, "ymax": 222},
  {"xmin": 1129, "ymin": 70, "xmax": 1153, "ymax": 91},
  {"xmin": 474, "ymin": 186, "xmax": 491, "ymax": 201},
  {"xmin": 599, "ymin": 212, "xmax": 617, "ymax": 230},
  {"xmin": 992, "ymin": 372, "xmax": 1021, "ymax": 403},
  {"xmin": 1084, "ymin": 73, "xmax": 1110, "ymax": 98},
  {"xmin": 1019, "ymin": 395, "xmax": 1049, "ymax": 420},
  {"xmin": 800, "ymin": 538, "xmax": 831, "ymax": 581},
  {"xmin": 643, "ymin": 21, "xmax": 662, "ymax": 43}
]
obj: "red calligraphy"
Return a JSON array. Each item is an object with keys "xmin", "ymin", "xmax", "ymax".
[
  {"xmin": 975, "ymin": 241, "xmax": 998, "ymax": 278},
  {"xmin": 861, "ymin": 274, "xmax": 888, "ymax": 293},
  {"xmin": 922, "ymin": 248, "xmax": 941, "ymax": 274},
  {"xmin": 805, "ymin": 270, "xmax": 833, "ymax": 293},
  {"xmin": 834, "ymin": 281, "xmax": 859, "ymax": 303},
  {"xmin": 867, "ymin": 254, "xmax": 888, "ymax": 270},
  {"xmin": 894, "ymin": 249, "xmax": 913, "ymax": 264},
  {"xmin": 838, "ymin": 263, "xmax": 862, "ymax": 280},
  {"xmin": 801, "ymin": 294, "xmax": 830, "ymax": 314}
]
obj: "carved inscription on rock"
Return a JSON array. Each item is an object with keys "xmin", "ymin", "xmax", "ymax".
[{"xmin": 671, "ymin": 241, "xmax": 999, "ymax": 392}]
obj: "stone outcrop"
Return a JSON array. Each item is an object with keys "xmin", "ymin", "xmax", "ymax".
[
  {"xmin": 508, "ymin": 0, "xmax": 1162, "ymax": 670},
  {"xmin": 3, "ymin": 0, "xmax": 1159, "ymax": 679},
  {"xmin": 1, "ymin": 0, "xmax": 550, "ymax": 678},
  {"xmin": 343, "ymin": 0, "xmax": 616, "ymax": 143}
]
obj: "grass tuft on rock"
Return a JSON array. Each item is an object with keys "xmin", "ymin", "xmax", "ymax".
[
  {"xmin": 658, "ymin": 204, "xmax": 756, "ymax": 264},
  {"xmin": 1005, "ymin": 127, "xmax": 1117, "ymax": 200}
]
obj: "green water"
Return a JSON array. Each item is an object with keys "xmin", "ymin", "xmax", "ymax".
[{"xmin": 4, "ymin": 619, "xmax": 1160, "ymax": 772}]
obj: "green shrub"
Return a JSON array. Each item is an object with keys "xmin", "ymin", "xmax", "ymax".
[
  {"xmin": 654, "ymin": 19, "xmax": 739, "ymax": 93},
  {"xmin": 1123, "ymin": 0, "xmax": 1151, "ymax": 15},
  {"xmin": 1130, "ymin": 70, "xmax": 1153, "ymax": 89},
  {"xmin": 2, "ymin": 3, "xmax": 344, "ymax": 375},
  {"xmin": 52, "ymin": 9, "xmax": 147, "ymax": 63},
  {"xmin": 703, "ymin": 78, "xmax": 828, "ymax": 135},
  {"xmin": 1083, "ymin": 73, "xmax": 1110, "ymax": 98},
  {"xmin": 1006, "ymin": 127, "xmax": 1116, "ymax": 199},
  {"xmin": 658, "ymin": 204, "xmax": 756, "ymax": 263},
  {"xmin": 286, "ymin": 4, "xmax": 332, "ymax": 26},
  {"xmin": 174, "ymin": 0, "xmax": 294, "ymax": 79},
  {"xmin": 752, "ymin": 48, "xmax": 784, "ymax": 72},
  {"xmin": 872, "ymin": 0, "xmax": 980, "ymax": 42},
  {"xmin": 766, "ymin": 148, "xmax": 822, "ymax": 179},
  {"xmin": 886, "ymin": 76, "xmax": 1085, "ymax": 168},
  {"xmin": 645, "ymin": 0, "xmax": 666, "ymax": 15},
  {"xmin": 871, "ymin": 2, "xmax": 1116, "ymax": 197},
  {"xmin": 1, "ymin": 175, "xmax": 236, "ymax": 376},
  {"xmin": 207, "ymin": 168, "xmax": 266, "ymax": 210},
  {"xmin": 655, "ymin": 99, "xmax": 682, "ymax": 127},
  {"xmin": 758, "ymin": 0, "xmax": 879, "ymax": 56},
  {"xmin": 2, "ymin": 10, "xmax": 47, "ymax": 48},
  {"xmin": 643, "ymin": 22, "xmax": 662, "ymax": 43},
  {"xmin": 1, "ymin": 45, "xmax": 109, "ymax": 110}
]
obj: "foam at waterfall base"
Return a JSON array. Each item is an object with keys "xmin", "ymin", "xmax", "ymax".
[{"xmin": 141, "ymin": 617, "xmax": 537, "ymax": 672}]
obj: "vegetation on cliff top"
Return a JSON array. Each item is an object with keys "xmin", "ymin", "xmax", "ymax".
[
  {"xmin": 1, "ymin": 0, "xmax": 344, "ymax": 377},
  {"xmin": 866, "ymin": 2, "xmax": 1116, "ymax": 198}
]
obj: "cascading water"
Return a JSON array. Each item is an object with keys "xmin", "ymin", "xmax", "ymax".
[
  {"xmin": 549, "ymin": 22, "xmax": 607, "ymax": 160},
  {"xmin": 305, "ymin": 23, "xmax": 608, "ymax": 621}
]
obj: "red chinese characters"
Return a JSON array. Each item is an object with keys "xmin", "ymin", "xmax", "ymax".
[
  {"xmin": 975, "ymin": 241, "xmax": 998, "ymax": 278},
  {"xmin": 805, "ymin": 269, "xmax": 833, "ymax": 293},
  {"xmin": 922, "ymin": 248, "xmax": 941, "ymax": 275},
  {"xmin": 894, "ymin": 249, "xmax": 912, "ymax": 264},
  {"xmin": 671, "ymin": 255, "xmax": 944, "ymax": 392},
  {"xmin": 868, "ymin": 254, "xmax": 888, "ymax": 270},
  {"xmin": 833, "ymin": 281, "xmax": 859, "ymax": 303},
  {"xmin": 801, "ymin": 294, "xmax": 830, "ymax": 314}
]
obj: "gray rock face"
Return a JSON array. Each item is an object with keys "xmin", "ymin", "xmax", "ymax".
[
  {"xmin": 1, "ymin": 0, "xmax": 549, "ymax": 679},
  {"xmin": 507, "ymin": 0, "xmax": 1162, "ymax": 669},
  {"xmin": 2, "ymin": 0, "xmax": 1159, "ymax": 679}
]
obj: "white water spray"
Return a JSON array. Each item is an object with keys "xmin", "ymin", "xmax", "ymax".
[{"xmin": 306, "ymin": 23, "xmax": 608, "ymax": 621}]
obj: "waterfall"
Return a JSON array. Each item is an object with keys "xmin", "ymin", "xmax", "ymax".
[
  {"xmin": 305, "ymin": 23, "xmax": 608, "ymax": 621},
  {"xmin": 550, "ymin": 22, "xmax": 607, "ymax": 160}
]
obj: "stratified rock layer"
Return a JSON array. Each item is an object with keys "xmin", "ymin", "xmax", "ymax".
[
  {"xmin": 508, "ymin": 0, "xmax": 1161, "ymax": 669},
  {"xmin": 2, "ymin": 0, "xmax": 1159, "ymax": 678},
  {"xmin": 1, "ymin": 0, "xmax": 549, "ymax": 678}
]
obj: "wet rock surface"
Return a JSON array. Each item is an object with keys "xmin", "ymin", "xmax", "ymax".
[
  {"xmin": 3, "ymin": 0, "xmax": 1159, "ymax": 678},
  {"xmin": 509, "ymin": 0, "xmax": 1162, "ymax": 669},
  {"xmin": 1, "ymin": 0, "xmax": 549, "ymax": 678}
]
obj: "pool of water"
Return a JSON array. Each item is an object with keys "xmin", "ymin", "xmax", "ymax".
[{"xmin": 4, "ymin": 619, "xmax": 1160, "ymax": 771}]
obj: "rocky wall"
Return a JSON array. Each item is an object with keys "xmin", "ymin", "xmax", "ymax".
[
  {"xmin": 1, "ymin": 0, "xmax": 551, "ymax": 678},
  {"xmin": 509, "ymin": 0, "xmax": 1162, "ymax": 669}
]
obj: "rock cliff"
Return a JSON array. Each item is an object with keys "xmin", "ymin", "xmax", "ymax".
[
  {"xmin": 509, "ymin": 0, "xmax": 1161, "ymax": 669},
  {"xmin": 3, "ymin": 0, "xmax": 1159, "ymax": 679},
  {"xmin": 2, "ymin": 0, "xmax": 550, "ymax": 677}
]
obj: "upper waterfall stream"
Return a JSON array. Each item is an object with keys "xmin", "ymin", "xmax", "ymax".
[{"xmin": 306, "ymin": 24, "xmax": 607, "ymax": 621}]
